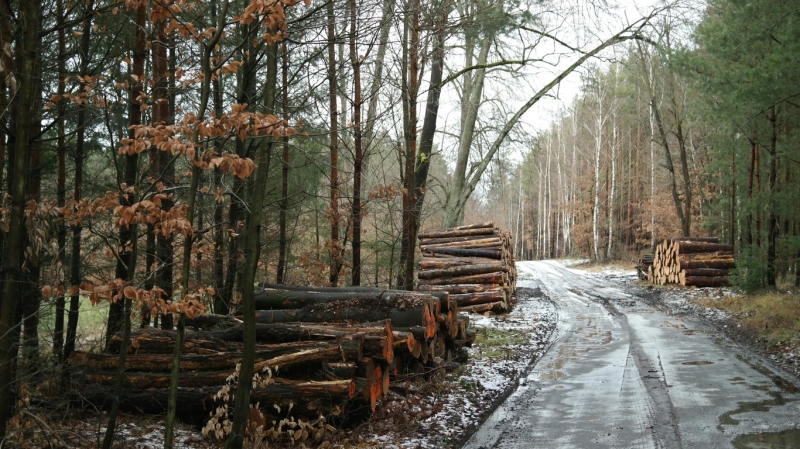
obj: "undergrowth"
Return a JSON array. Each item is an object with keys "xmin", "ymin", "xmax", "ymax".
[{"xmin": 695, "ymin": 290, "xmax": 800, "ymax": 347}]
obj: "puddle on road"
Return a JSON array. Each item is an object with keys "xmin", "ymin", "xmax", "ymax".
[
  {"xmin": 736, "ymin": 354, "xmax": 799, "ymax": 394},
  {"xmin": 536, "ymin": 319, "xmax": 614, "ymax": 381},
  {"xmin": 732, "ymin": 428, "xmax": 800, "ymax": 448},
  {"xmin": 717, "ymin": 391, "xmax": 793, "ymax": 432},
  {"xmin": 682, "ymin": 360, "xmax": 714, "ymax": 366}
]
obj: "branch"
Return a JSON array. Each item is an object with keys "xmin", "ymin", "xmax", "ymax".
[
  {"xmin": 442, "ymin": 59, "xmax": 536, "ymax": 86},
  {"xmin": 462, "ymin": 13, "xmax": 660, "ymax": 199}
]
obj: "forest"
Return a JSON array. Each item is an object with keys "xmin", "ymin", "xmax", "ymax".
[{"xmin": 0, "ymin": 0, "xmax": 797, "ymax": 446}]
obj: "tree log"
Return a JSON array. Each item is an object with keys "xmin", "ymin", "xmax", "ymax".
[
  {"xmin": 415, "ymin": 283, "xmax": 503, "ymax": 294},
  {"xmin": 674, "ymin": 242, "xmax": 734, "ymax": 254},
  {"xmin": 450, "ymin": 290, "xmax": 506, "ymax": 307},
  {"xmin": 417, "ymin": 262, "xmax": 507, "ymax": 280},
  {"xmin": 419, "ymin": 237, "xmax": 502, "ymax": 249},
  {"xmin": 72, "ymin": 379, "xmax": 354, "ymax": 424},
  {"xmin": 417, "ymin": 225, "xmax": 497, "ymax": 239},
  {"xmin": 681, "ymin": 276, "xmax": 730, "ymax": 287},
  {"xmin": 677, "ymin": 257, "xmax": 735, "ymax": 270},
  {"xmin": 460, "ymin": 301, "xmax": 508, "ymax": 314},
  {"xmin": 419, "ymin": 257, "xmax": 501, "ymax": 269},
  {"xmin": 668, "ymin": 237, "xmax": 720, "ymax": 244},
  {"xmin": 421, "ymin": 247, "xmax": 503, "ymax": 259},
  {"xmin": 681, "ymin": 268, "xmax": 730, "ymax": 277},
  {"xmin": 252, "ymin": 288, "xmax": 436, "ymax": 310},
  {"xmin": 251, "ymin": 296, "xmax": 437, "ymax": 339},
  {"xmin": 417, "ymin": 234, "xmax": 500, "ymax": 246},
  {"xmin": 416, "ymin": 271, "xmax": 507, "ymax": 285},
  {"xmin": 70, "ymin": 339, "xmax": 358, "ymax": 371}
]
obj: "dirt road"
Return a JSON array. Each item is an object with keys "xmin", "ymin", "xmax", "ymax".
[{"xmin": 463, "ymin": 260, "xmax": 800, "ymax": 448}]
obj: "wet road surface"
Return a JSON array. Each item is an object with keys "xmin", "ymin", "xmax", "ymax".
[{"xmin": 463, "ymin": 260, "xmax": 800, "ymax": 449}]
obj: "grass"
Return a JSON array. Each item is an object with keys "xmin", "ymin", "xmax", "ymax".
[
  {"xmin": 473, "ymin": 328, "xmax": 529, "ymax": 359},
  {"xmin": 570, "ymin": 259, "xmax": 636, "ymax": 272},
  {"xmin": 694, "ymin": 291, "xmax": 800, "ymax": 347},
  {"xmin": 39, "ymin": 296, "xmax": 110, "ymax": 354}
]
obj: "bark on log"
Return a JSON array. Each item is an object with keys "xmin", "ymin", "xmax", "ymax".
[
  {"xmin": 668, "ymin": 237, "xmax": 720, "ymax": 244},
  {"xmin": 416, "ymin": 262, "xmax": 507, "ymax": 280},
  {"xmin": 419, "ymin": 257, "xmax": 501, "ymax": 269},
  {"xmin": 419, "ymin": 237, "xmax": 502, "ymax": 249},
  {"xmin": 459, "ymin": 301, "xmax": 508, "ymax": 314},
  {"xmin": 418, "ymin": 226, "xmax": 497, "ymax": 239},
  {"xmin": 70, "ymin": 339, "xmax": 356, "ymax": 371},
  {"xmin": 72, "ymin": 380, "xmax": 354, "ymax": 424},
  {"xmin": 415, "ymin": 284, "xmax": 504, "ymax": 294},
  {"xmin": 681, "ymin": 268, "xmax": 730, "ymax": 277},
  {"xmin": 674, "ymin": 242, "xmax": 734, "ymax": 254},
  {"xmin": 421, "ymin": 247, "xmax": 503, "ymax": 259},
  {"xmin": 417, "ymin": 271, "xmax": 507, "ymax": 286},
  {"xmin": 250, "ymin": 295, "xmax": 437, "ymax": 338},
  {"xmin": 449, "ymin": 290, "xmax": 506, "ymax": 307},
  {"xmin": 252, "ymin": 288, "xmax": 437, "ymax": 310},
  {"xmin": 681, "ymin": 276, "xmax": 730, "ymax": 287},
  {"xmin": 417, "ymin": 235, "xmax": 499, "ymax": 246}
]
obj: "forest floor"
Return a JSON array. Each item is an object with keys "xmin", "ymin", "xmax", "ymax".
[{"xmin": 7, "ymin": 262, "xmax": 798, "ymax": 448}]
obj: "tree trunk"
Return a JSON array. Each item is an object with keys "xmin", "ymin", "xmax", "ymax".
[
  {"xmin": 350, "ymin": 0, "xmax": 363, "ymax": 286},
  {"xmin": 65, "ymin": 0, "xmax": 94, "ymax": 364},
  {"xmin": 277, "ymin": 41, "xmax": 290, "ymax": 284},
  {"xmin": 327, "ymin": 0, "xmax": 341, "ymax": 287},
  {"xmin": 766, "ymin": 105, "xmax": 777, "ymax": 287},
  {"xmin": 101, "ymin": 5, "xmax": 145, "ymax": 445},
  {"xmin": 0, "ymin": 0, "xmax": 40, "ymax": 436},
  {"xmin": 226, "ymin": 24, "xmax": 279, "ymax": 449},
  {"xmin": 107, "ymin": 1, "xmax": 145, "ymax": 346},
  {"xmin": 165, "ymin": 2, "xmax": 228, "ymax": 446},
  {"xmin": 53, "ymin": 0, "xmax": 67, "ymax": 362},
  {"xmin": 397, "ymin": 0, "xmax": 420, "ymax": 289}
]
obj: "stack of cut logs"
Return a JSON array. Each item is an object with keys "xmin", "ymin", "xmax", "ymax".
[
  {"xmin": 635, "ymin": 254, "xmax": 654, "ymax": 280},
  {"xmin": 648, "ymin": 237, "xmax": 734, "ymax": 287},
  {"xmin": 69, "ymin": 285, "xmax": 474, "ymax": 426},
  {"xmin": 416, "ymin": 222, "xmax": 517, "ymax": 314}
]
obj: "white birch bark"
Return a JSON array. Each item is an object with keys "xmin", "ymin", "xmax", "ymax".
[
  {"xmin": 592, "ymin": 88, "xmax": 603, "ymax": 261},
  {"xmin": 607, "ymin": 108, "xmax": 617, "ymax": 260}
]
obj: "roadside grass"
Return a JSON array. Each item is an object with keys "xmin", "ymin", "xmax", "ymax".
[
  {"xmin": 473, "ymin": 328, "xmax": 528, "ymax": 359},
  {"xmin": 695, "ymin": 291, "xmax": 800, "ymax": 347}
]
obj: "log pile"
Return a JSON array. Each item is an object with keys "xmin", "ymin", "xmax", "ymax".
[
  {"xmin": 416, "ymin": 222, "xmax": 517, "ymax": 314},
  {"xmin": 648, "ymin": 237, "xmax": 734, "ymax": 287},
  {"xmin": 635, "ymin": 254, "xmax": 654, "ymax": 280},
  {"xmin": 69, "ymin": 286, "xmax": 475, "ymax": 427}
]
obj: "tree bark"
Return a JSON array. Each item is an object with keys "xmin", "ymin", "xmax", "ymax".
[
  {"xmin": 349, "ymin": 0, "xmax": 364, "ymax": 286},
  {"xmin": 165, "ymin": 2, "xmax": 228, "ymax": 446},
  {"xmin": 0, "ymin": 0, "xmax": 40, "ymax": 436},
  {"xmin": 277, "ymin": 41, "xmax": 290, "ymax": 284},
  {"xmin": 227, "ymin": 26, "xmax": 279, "ymax": 449},
  {"xmin": 327, "ymin": 0, "xmax": 341, "ymax": 287}
]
